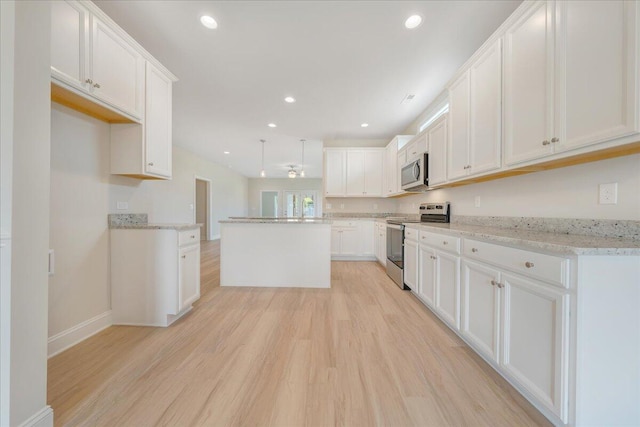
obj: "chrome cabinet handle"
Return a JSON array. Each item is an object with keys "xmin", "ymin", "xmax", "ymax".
[
  {"xmin": 181, "ymin": 255, "xmax": 186, "ymax": 259},
  {"xmin": 148, "ymin": 162, "xmax": 154, "ymax": 166},
  {"xmin": 491, "ymin": 280, "xmax": 504, "ymax": 288},
  {"xmin": 471, "ymin": 248, "xmax": 478, "ymax": 253},
  {"xmin": 525, "ymin": 261, "xmax": 534, "ymax": 268},
  {"xmin": 551, "ymin": 137, "xmax": 559, "ymax": 143},
  {"xmin": 93, "ymin": 82, "xmax": 101, "ymax": 88},
  {"xmin": 85, "ymin": 78, "xmax": 93, "ymax": 84},
  {"xmin": 190, "ymin": 235, "xmax": 195, "ymax": 239},
  {"xmin": 442, "ymin": 241, "xmax": 448, "ymax": 245},
  {"xmin": 490, "ymin": 280, "xmax": 497, "ymax": 286},
  {"xmin": 542, "ymin": 140, "xmax": 551, "ymax": 146},
  {"xmin": 430, "ymin": 255, "xmax": 436, "ymax": 260}
]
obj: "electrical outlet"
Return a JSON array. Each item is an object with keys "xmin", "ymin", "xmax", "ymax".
[
  {"xmin": 599, "ymin": 183, "xmax": 618, "ymax": 205},
  {"xmin": 116, "ymin": 201, "xmax": 129, "ymax": 210},
  {"xmin": 474, "ymin": 196, "xmax": 481, "ymax": 208}
]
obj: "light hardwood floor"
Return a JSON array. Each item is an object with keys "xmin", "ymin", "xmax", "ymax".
[{"xmin": 48, "ymin": 240, "xmax": 551, "ymax": 427}]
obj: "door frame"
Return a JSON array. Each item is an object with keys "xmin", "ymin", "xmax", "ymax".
[{"xmin": 193, "ymin": 175, "xmax": 212, "ymax": 240}]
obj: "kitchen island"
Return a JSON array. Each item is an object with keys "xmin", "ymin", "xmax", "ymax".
[{"xmin": 219, "ymin": 218, "xmax": 331, "ymax": 288}]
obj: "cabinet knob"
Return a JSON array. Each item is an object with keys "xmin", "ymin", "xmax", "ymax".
[
  {"xmin": 525, "ymin": 261, "xmax": 534, "ymax": 268},
  {"xmin": 490, "ymin": 280, "xmax": 497, "ymax": 286},
  {"xmin": 85, "ymin": 78, "xmax": 93, "ymax": 84},
  {"xmin": 442, "ymin": 241, "xmax": 448, "ymax": 245},
  {"xmin": 551, "ymin": 137, "xmax": 559, "ymax": 143},
  {"xmin": 93, "ymin": 82, "xmax": 101, "ymax": 88},
  {"xmin": 421, "ymin": 236, "xmax": 425, "ymax": 239},
  {"xmin": 542, "ymin": 140, "xmax": 551, "ymax": 146},
  {"xmin": 190, "ymin": 235, "xmax": 195, "ymax": 239},
  {"xmin": 181, "ymin": 255, "xmax": 186, "ymax": 259},
  {"xmin": 471, "ymin": 248, "xmax": 478, "ymax": 253},
  {"xmin": 148, "ymin": 162, "xmax": 154, "ymax": 166},
  {"xmin": 430, "ymin": 255, "xmax": 436, "ymax": 260}
]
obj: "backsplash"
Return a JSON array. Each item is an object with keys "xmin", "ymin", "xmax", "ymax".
[
  {"xmin": 108, "ymin": 213, "xmax": 148, "ymax": 227},
  {"xmin": 453, "ymin": 216, "xmax": 640, "ymax": 241}
]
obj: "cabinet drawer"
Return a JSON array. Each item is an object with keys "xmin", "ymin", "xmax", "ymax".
[
  {"xmin": 463, "ymin": 239, "xmax": 569, "ymax": 287},
  {"xmin": 404, "ymin": 227, "xmax": 418, "ymax": 241},
  {"xmin": 332, "ymin": 220, "xmax": 358, "ymax": 228},
  {"xmin": 179, "ymin": 228, "xmax": 200, "ymax": 246},
  {"xmin": 419, "ymin": 231, "xmax": 461, "ymax": 254}
]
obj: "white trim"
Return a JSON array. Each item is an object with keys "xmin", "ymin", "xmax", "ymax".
[
  {"xmin": 48, "ymin": 311, "xmax": 112, "ymax": 358},
  {"xmin": 17, "ymin": 406, "xmax": 53, "ymax": 427},
  {"xmin": 193, "ymin": 175, "xmax": 213, "ymax": 240},
  {"xmin": 210, "ymin": 234, "xmax": 221, "ymax": 241}
]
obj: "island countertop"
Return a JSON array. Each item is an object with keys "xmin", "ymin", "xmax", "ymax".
[{"xmin": 221, "ymin": 217, "xmax": 331, "ymax": 224}]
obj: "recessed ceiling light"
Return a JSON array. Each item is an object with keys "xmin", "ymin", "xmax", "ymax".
[
  {"xmin": 361, "ymin": 123, "xmax": 369, "ymax": 128},
  {"xmin": 200, "ymin": 15, "xmax": 218, "ymax": 29},
  {"xmin": 405, "ymin": 15, "xmax": 422, "ymax": 29},
  {"xmin": 223, "ymin": 151, "xmax": 230, "ymax": 154},
  {"xmin": 268, "ymin": 123, "xmax": 277, "ymax": 128},
  {"xmin": 284, "ymin": 96, "xmax": 296, "ymax": 103}
]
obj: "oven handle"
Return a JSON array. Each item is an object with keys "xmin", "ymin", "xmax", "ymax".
[{"xmin": 386, "ymin": 224, "xmax": 404, "ymax": 231}]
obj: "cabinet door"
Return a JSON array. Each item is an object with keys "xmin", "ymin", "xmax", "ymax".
[
  {"xmin": 359, "ymin": 221, "xmax": 374, "ymax": 256},
  {"xmin": 461, "ymin": 260, "xmax": 501, "ymax": 363},
  {"xmin": 469, "ymin": 39, "xmax": 502, "ymax": 175},
  {"xmin": 504, "ymin": 1, "xmax": 554, "ymax": 165},
  {"xmin": 379, "ymin": 225, "xmax": 387, "ymax": 266},
  {"xmin": 418, "ymin": 245, "xmax": 436, "ymax": 307},
  {"xmin": 324, "ymin": 149, "xmax": 346, "ymax": 196},
  {"xmin": 363, "ymin": 150, "xmax": 383, "ymax": 196},
  {"xmin": 555, "ymin": 0, "xmax": 639, "ymax": 152},
  {"xmin": 144, "ymin": 62, "xmax": 172, "ymax": 178},
  {"xmin": 178, "ymin": 245, "xmax": 200, "ymax": 313},
  {"xmin": 384, "ymin": 140, "xmax": 398, "ymax": 196},
  {"xmin": 404, "ymin": 240, "xmax": 418, "ymax": 291},
  {"xmin": 51, "ymin": 0, "xmax": 89, "ymax": 91},
  {"xmin": 427, "ymin": 116, "xmax": 447, "ymax": 186},
  {"xmin": 435, "ymin": 251, "xmax": 460, "ymax": 330},
  {"xmin": 501, "ymin": 273, "xmax": 568, "ymax": 422},
  {"xmin": 447, "ymin": 71, "xmax": 471, "ymax": 180},
  {"xmin": 91, "ymin": 16, "xmax": 144, "ymax": 119},
  {"xmin": 330, "ymin": 228, "xmax": 342, "ymax": 255},
  {"xmin": 340, "ymin": 228, "xmax": 360, "ymax": 256},
  {"xmin": 345, "ymin": 151, "xmax": 365, "ymax": 196}
]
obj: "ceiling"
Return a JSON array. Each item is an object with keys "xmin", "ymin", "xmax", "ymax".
[{"xmin": 93, "ymin": 1, "xmax": 522, "ymax": 178}]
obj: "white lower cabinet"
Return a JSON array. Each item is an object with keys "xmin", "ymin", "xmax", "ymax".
[
  {"xmin": 501, "ymin": 273, "xmax": 568, "ymax": 421},
  {"xmin": 418, "ymin": 246, "xmax": 436, "ymax": 307},
  {"xmin": 374, "ymin": 222, "xmax": 387, "ymax": 266},
  {"xmin": 331, "ymin": 220, "xmax": 375, "ymax": 260},
  {"xmin": 435, "ymin": 251, "xmax": 460, "ymax": 329},
  {"xmin": 403, "ymin": 238, "xmax": 418, "ymax": 291},
  {"xmin": 110, "ymin": 227, "xmax": 201, "ymax": 327}
]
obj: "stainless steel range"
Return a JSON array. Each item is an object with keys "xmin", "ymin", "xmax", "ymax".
[{"xmin": 385, "ymin": 202, "xmax": 450, "ymax": 289}]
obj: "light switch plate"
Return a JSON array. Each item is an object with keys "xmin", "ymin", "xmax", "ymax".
[
  {"xmin": 116, "ymin": 201, "xmax": 129, "ymax": 210},
  {"xmin": 474, "ymin": 196, "xmax": 481, "ymax": 208}
]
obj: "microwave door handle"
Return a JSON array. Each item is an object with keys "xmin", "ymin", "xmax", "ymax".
[{"xmin": 413, "ymin": 163, "xmax": 420, "ymax": 180}]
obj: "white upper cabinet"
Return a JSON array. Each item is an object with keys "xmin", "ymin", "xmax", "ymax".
[
  {"xmin": 90, "ymin": 15, "xmax": 145, "ymax": 120},
  {"xmin": 427, "ymin": 115, "xmax": 448, "ymax": 186},
  {"xmin": 554, "ymin": 0, "xmax": 639, "ymax": 152},
  {"xmin": 383, "ymin": 136, "xmax": 413, "ymax": 197},
  {"xmin": 505, "ymin": 0, "xmax": 639, "ymax": 165},
  {"xmin": 448, "ymin": 39, "xmax": 502, "ymax": 181},
  {"xmin": 324, "ymin": 149, "xmax": 346, "ymax": 197},
  {"xmin": 51, "ymin": 0, "xmax": 89, "ymax": 92},
  {"xmin": 324, "ymin": 148, "xmax": 383, "ymax": 197},
  {"xmin": 143, "ymin": 62, "xmax": 172, "ymax": 178},
  {"xmin": 504, "ymin": 1, "xmax": 553, "ymax": 165}
]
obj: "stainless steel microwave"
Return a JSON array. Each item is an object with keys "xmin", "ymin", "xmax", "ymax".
[{"xmin": 401, "ymin": 153, "xmax": 429, "ymax": 191}]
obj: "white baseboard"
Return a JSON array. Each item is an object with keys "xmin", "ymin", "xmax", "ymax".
[
  {"xmin": 18, "ymin": 405, "xmax": 53, "ymax": 427},
  {"xmin": 210, "ymin": 234, "xmax": 220, "ymax": 241},
  {"xmin": 48, "ymin": 311, "xmax": 112, "ymax": 358}
]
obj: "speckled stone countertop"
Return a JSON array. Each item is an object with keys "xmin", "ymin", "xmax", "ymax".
[
  {"xmin": 404, "ymin": 221, "xmax": 640, "ymax": 256},
  {"xmin": 221, "ymin": 218, "xmax": 332, "ymax": 224},
  {"xmin": 108, "ymin": 213, "xmax": 201, "ymax": 230}
]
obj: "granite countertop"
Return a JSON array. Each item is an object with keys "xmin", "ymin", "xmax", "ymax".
[
  {"xmin": 404, "ymin": 222, "xmax": 640, "ymax": 256},
  {"xmin": 221, "ymin": 218, "xmax": 332, "ymax": 224},
  {"xmin": 108, "ymin": 213, "xmax": 201, "ymax": 230},
  {"xmin": 110, "ymin": 223, "xmax": 202, "ymax": 230}
]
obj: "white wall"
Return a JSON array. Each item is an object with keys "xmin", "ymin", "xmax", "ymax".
[
  {"xmin": 323, "ymin": 138, "xmax": 389, "ymax": 148},
  {"xmin": 396, "ymin": 154, "xmax": 640, "ymax": 220},
  {"xmin": 247, "ymin": 178, "xmax": 322, "ymax": 217},
  {"xmin": 49, "ymin": 103, "xmax": 249, "ymax": 340},
  {"xmin": 10, "ymin": 0, "xmax": 52, "ymax": 425}
]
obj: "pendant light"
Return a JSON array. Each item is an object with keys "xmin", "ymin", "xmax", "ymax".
[
  {"xmin": 300, "ymin": 139, "xmax": 306, "ymax": 178},
  {"xmin": 287, "ymin": 165, "xmax": 297, "ymax": 179},
  {"xmin": 260, "ymin": 139, "xmax": 266, "ymax": 177}
]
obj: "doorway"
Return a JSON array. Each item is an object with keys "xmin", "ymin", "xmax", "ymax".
[
  {"xmin": 194, "ymin": 177, "xmax": 211, "ymax": 240},
  {"xmin": 260, "ymin": 191, "xmax": 279, "ymax": 217}
]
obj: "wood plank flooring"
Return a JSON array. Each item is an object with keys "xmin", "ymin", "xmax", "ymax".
[{"xmin": 48, "ymin": 240, "xmax": 551, "ymax": 427}]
